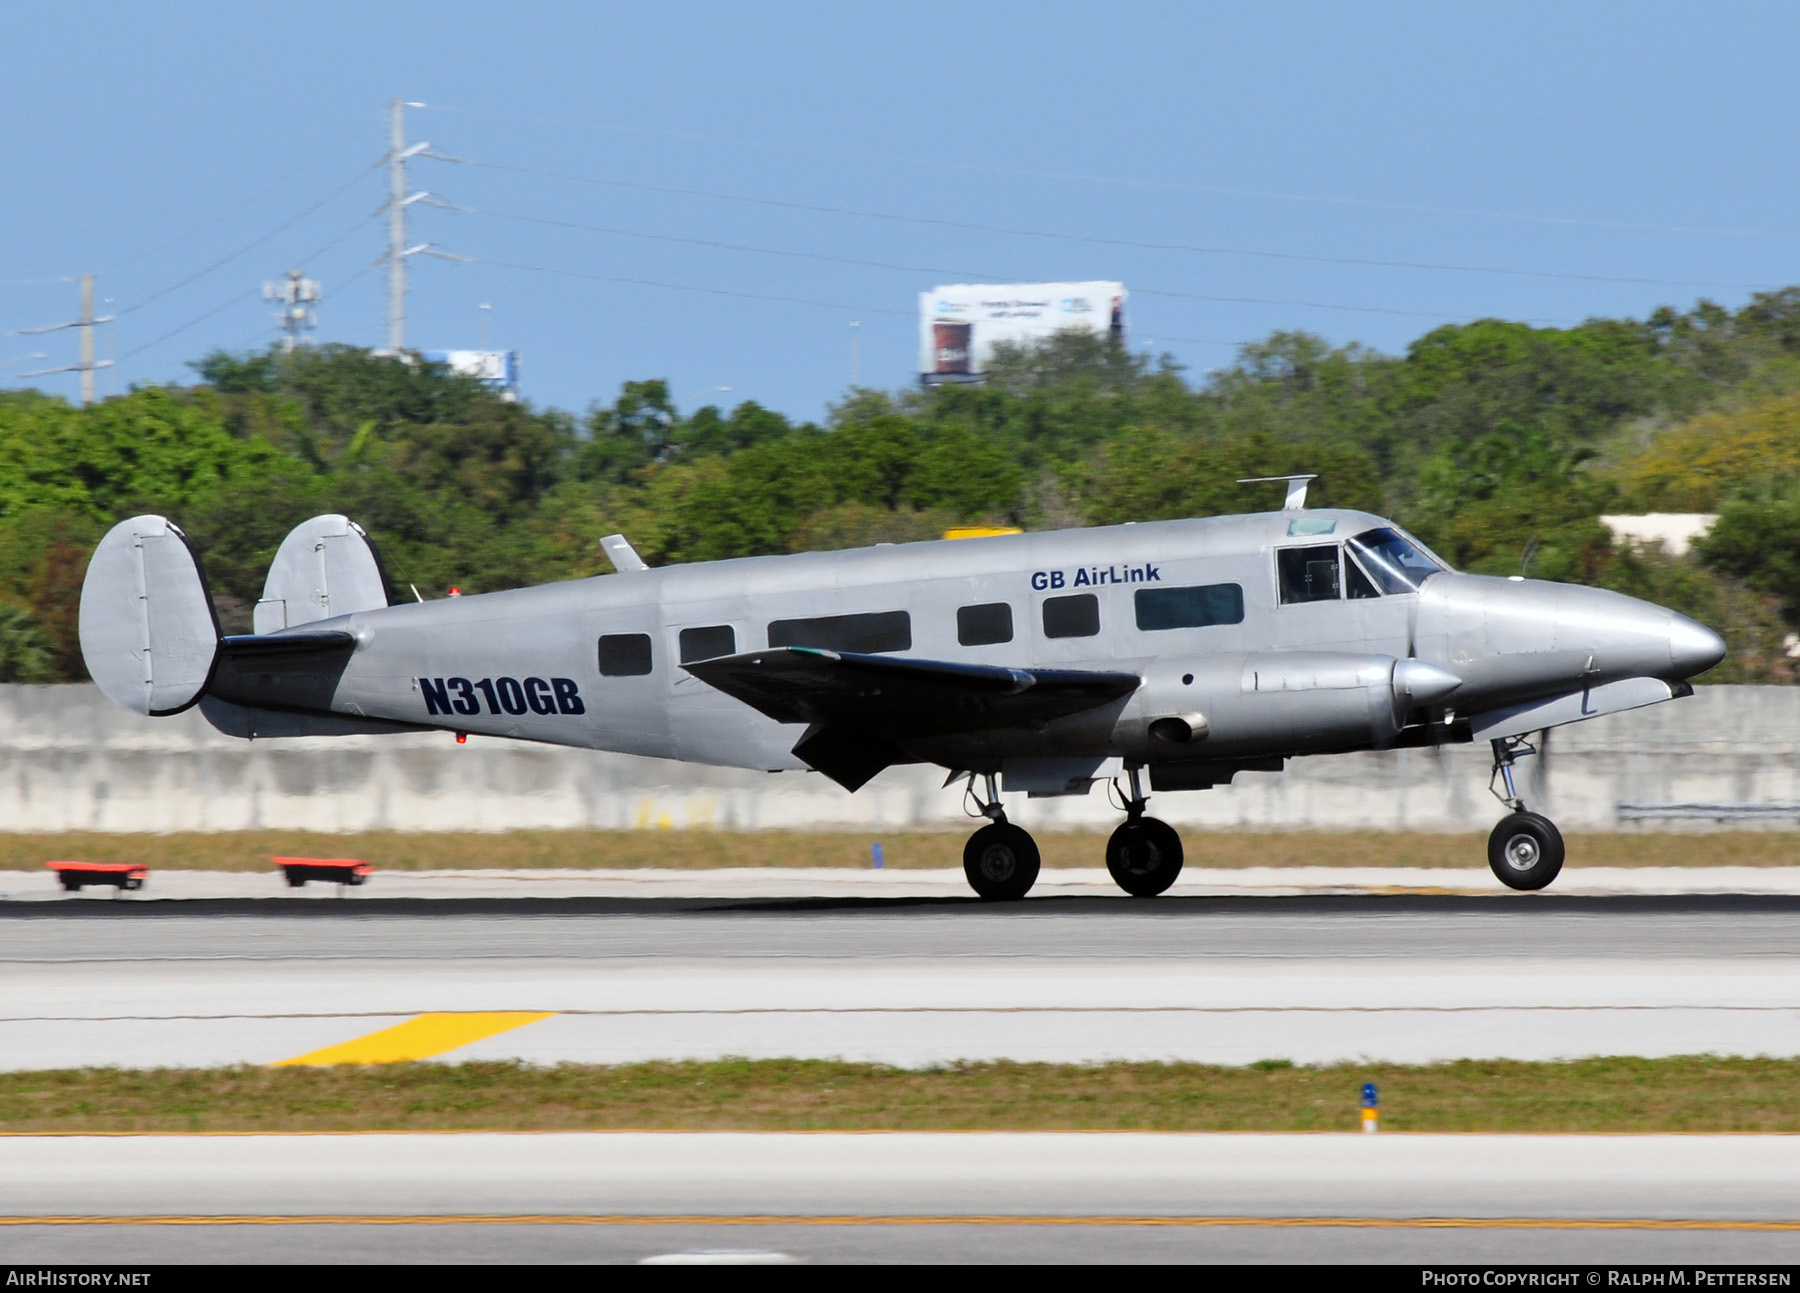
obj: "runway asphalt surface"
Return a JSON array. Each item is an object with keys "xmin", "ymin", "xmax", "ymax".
[
  {"xmin": 7, "ymin": 881, "xmax": 1800, "ymax": 1262},
  {"xmin": 5, "ymin": 1132, "xmax": 1800, "ymax": 1265},
  {"xmin": 5, "ymin": 888, "xmax": 1800, "ymax": 1068}
]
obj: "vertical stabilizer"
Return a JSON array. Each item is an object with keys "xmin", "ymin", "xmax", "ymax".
[
  {"xmin": 78, "ymin": 515, "xmax": 221, "ymax": 716},
  {"xmin": 254, "ymin": 515, "xmax": 391, "ymax": 633}
]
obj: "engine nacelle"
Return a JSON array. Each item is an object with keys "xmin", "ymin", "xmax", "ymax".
[{"xmin": 1116, "ymin": 652, "xmax": 1460, "ymax": 759}]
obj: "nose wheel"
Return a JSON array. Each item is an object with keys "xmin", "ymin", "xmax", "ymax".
[
  {"xmin": 1487, "ymin": 737, "xmax": 1565, "ymax": 891},
  {"xmin": 1105, "ymin": 766, "xmax": 1185, "ymax": 897},
  {"xmin": 960, "ymin": 772, "xmax": 1041, "ymax": 901}
]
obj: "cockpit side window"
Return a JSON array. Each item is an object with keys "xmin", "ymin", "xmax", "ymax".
[
  {"xmin": 1276, "ymin": 544, "xmax": 1341, "ymax": 604},
  {"xmin": 1344, "ymin": 553, "xmax": 1381, "ymax": 599},
  {"xmin": 1347, "ymin": 527, "xmax": 1444, "ymax": 594}
]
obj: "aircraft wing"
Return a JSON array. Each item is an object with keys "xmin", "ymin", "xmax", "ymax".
[{"xmin": 684, "ymin": 647, "xmax": 1140, "ymax": 790}]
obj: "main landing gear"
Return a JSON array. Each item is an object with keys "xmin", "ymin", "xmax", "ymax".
[
  {"xmin": 956, "ymin": 767, "xmax": 1186, "ymax": 901},
  {"xmin": 1487, "ymin": 736, "xmax": 1564, "ymax": 891},
  {"xmin": 961, "ymin": 772, "xmax": 1041, "ymax": 901},
  {"xmin": 1105, "ymin": 766, "xmax": 1184, "ymax": 898}
]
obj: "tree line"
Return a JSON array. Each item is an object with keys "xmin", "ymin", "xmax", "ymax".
[{"xmin": 5, "ymin": 289, "xmax": 1800, "ymax": 684}]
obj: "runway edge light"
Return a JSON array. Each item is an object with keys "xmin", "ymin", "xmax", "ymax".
[{"xmin": 1361, "ymin": 1082, "xmax": 1379, "ymax": 1134}]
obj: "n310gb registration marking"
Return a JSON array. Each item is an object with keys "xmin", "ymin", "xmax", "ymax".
[{"xmin": 419, "ymin": 676, "xmax": 585, "ymax": 717}]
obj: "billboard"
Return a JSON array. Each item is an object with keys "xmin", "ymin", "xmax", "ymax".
[
  {"xmin": 918, "ymin": 282, "xmax": 1126, "ymax": 383},
  {"xmin": 423, "ymin": 350, "xmax": 520, "ymax": 400}
]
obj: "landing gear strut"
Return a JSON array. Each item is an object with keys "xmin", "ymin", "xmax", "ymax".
[
  {"xmin": 961, "ymin": 772, "xmax": 1040, "ymax": 901},
  {"xmin": 1106, "ymin": 766, "xmax": 1184, "ymax": 898},
  {"xmin": 1487, "ymin": 736, "xmax": 1564, "ymax": 891}
]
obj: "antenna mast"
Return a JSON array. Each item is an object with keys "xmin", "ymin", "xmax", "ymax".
[{"xmin": 264, "ymin": 270, "xmax": 321, "ymax": 351}]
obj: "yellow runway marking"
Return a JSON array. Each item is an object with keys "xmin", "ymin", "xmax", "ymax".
[
  {"xmin": 274, "ymin": 1012, "xmax": 556, "ymax": 1066},
  {"xmin": 3, "ymin": 1215, "xmax": 1798, "ymax": 1231}
]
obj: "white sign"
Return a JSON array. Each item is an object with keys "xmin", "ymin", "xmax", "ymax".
[
  {"xmin": 422, "ymin": 350, "xmax": 520, "ymax": 398},
  {"xmin": 918, "ymin": 281, "xmax": 1126, "ymax": 379}
]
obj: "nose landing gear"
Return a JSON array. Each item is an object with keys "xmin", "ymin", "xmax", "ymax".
[
  {"xmin": 960, "ymin": 772, "xmax": 1041, "ymax": 901},
  {"xmin": 1106, "ymin": 766, "xmax": 1185, "ymax": 898},
  {"xmin": 1487, "ymin": 736, "xmax": 1564, "ymax": 891}
]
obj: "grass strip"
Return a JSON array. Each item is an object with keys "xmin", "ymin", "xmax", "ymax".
[
  {"xmin": 0, "ymin": 829, "xmax": 1793, "ymax": 872},
  {"xmin": 5, "ymin": 1057, "xmax": 1799, "ymax": 1135}
]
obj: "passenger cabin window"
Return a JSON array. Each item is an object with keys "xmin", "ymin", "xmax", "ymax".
[
  {"xmin": 1277, "ymin": 545, "xmax": 1341, "ymax": 604},
  {"xmin": 1042, "ymin": 593, "xmax": 1100, "ymax": 638},
  {"xmin": 1346, "ymin": 526, "xmax": 1445, "ymax": 594},
  {"xmin": 598, "ymin": 633, "xmax": 654, "ymax": 676},
  {"xmin": 957, "ymin": 602, "xmax": 1013, "ymax": 646},
  {"xmin": 1135, "ymin": 583, "xmax": 1245, "ymax": 631},
  {"xmin": 678, "ymin": 625, "xmax": 736, "ymax": 664},
  {"xmin": 768, "ymin": 610, "xmax": 911, "ymax": 654}
]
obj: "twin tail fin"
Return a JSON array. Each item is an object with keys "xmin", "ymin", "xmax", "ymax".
[{"xmin": 78, "ymin": 513, "xmax": 392, "ymax": 717}]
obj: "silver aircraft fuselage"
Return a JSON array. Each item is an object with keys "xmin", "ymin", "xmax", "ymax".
[{"xmin": 200, "ymin": 508, "xmax": 1725, "ymax": 785}]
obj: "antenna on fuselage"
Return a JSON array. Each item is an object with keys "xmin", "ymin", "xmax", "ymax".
[
  {"xmin": 1237, "ymin": 474, "xmax": 1317, "ymax": 511},
  {"xmin": 600, "ymin": 533, "xmax": 649, "ymax": 573}
]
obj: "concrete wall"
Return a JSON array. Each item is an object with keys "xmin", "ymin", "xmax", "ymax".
[{"xmin": 2, "ymin": 684, "xmax": 1796, "ymax": 834}]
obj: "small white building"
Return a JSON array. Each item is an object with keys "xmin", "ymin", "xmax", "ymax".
[{"xmin": 1599, "ymin": 513, "xmax": 1718, "ymax": 557}]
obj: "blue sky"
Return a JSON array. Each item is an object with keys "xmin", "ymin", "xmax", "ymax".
[{"xmin": 3, "ymin": 2, "xmax": 1796, "ymax": 422}]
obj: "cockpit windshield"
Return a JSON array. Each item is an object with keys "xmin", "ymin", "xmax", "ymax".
[{"xmin": 1346, "ymin": 527, "xmax": 1445, "ymax": 594}]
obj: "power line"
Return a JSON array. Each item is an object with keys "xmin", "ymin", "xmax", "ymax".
[
  {"xmin": 118, "ymin": 162, "xmax": 378, "ymax": 319},
  {"xmin": 117, "ymin": 210, "xmax": 381, "ymax": 364},
  {"xmin": 454, "ymin": 159, "xmax": 1771, "ymax": 294},
  {"xmin": 118, "ymin": 287, "xmax": 260, "ymax": 361},
  {"xmin": 424, "ymin": 103, "xmax": 1800, "ymax": 242},
  {"xmin": 461, "ymin": 205, "xmax": 1565, "ymax": 323},
  {"xmin": 469, "ymin": 256, "xmax": 911, "ymax": 316},
  {"xmin": 103, "ymin": 121, "xmax": 373, "ymax": 279}
]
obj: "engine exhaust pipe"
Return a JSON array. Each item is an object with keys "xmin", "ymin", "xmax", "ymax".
[{"xmin": 1148, "ymin": 712, "xmax": 1210, "ymax": 744}]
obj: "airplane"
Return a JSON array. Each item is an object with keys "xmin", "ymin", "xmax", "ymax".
[{"xmin": 76, "ymin": 474, "xmax": 1725, "ymax": 899}]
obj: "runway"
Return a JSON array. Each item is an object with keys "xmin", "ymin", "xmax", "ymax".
[
  {"xmin": 4, "ymin": 1132, "xmax": 1799, "ymax": 1264},
  {"xmin": 8, "ymin": 886, "xmax": 1800, "ymax": 1262},
  {"xmin": 5, "ymin": 888, "xmax": 1800, "ymax": 1068}
]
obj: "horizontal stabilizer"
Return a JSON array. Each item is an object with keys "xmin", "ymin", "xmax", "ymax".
[
  {"xmin": 254, "ymin": 514, "xmax": 390, "ymax": 634},
  {"xmin": 206, "ymin": 630, "xmax": 360, "ymax": 713},
  {"xmin": 220, "ymin": 630, "xmax": 356, "ymax": 656},
  {"xmin": 685, "ymin": 647, "xmax": 1139, "ymax": 790},
  {"xmin": 78, "ymin": 515, "xmax": 220, "ymax": 716},
  {"xmin": 200, "ymin": 695, "xmax": 427, "ymax": 739}
]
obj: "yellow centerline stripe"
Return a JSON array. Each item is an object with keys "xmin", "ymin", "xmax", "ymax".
[
  {"xmin": 2, "ymin": 1215, "xmax": 1796, "ymax": 1231},
  {"xmin": 273, "ymin": 1012, "xmax": 556, "ymax": 1066}
]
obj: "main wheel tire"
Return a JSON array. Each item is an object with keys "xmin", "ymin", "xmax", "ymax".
[
  {"xmin": 1487, "ymin": 811, "xmax": 1565, "ymax": 891},
  {"xmin": 962, "ymin": 822, "xmax": 1041, "ymax": 901},
  {"xmin": 1106, "ymin": 816, "xmax": 1185, "ymax": 897}
]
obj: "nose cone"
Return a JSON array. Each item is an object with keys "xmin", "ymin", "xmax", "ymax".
[
  {"xmin": 1668, "ymin": 614, "xmax": 1726, "ymax": 679},
  {"xmin": 1392, "ymin": 658, "xmax": 1462, "ymax": 705}
]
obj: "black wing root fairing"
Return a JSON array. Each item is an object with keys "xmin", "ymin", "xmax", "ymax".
[{"xmin": 684, "ymin": 647, "xmax": 1141, "ymax": 790}]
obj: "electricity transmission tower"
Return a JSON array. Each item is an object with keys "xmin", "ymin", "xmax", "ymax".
[
  {"xmin": 10, "ymin": 274, "xmax": 114, "ymax": 404},
  {"xmin": 381, "ymin": 99, "xmax": 461, "ymax": 352}
]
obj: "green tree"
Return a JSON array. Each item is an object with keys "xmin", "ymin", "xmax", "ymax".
[{"xmin": 0, "ymin": 602, "xmax": 57, "ymax": 683}]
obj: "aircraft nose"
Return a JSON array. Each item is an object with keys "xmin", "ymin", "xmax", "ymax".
[{"xmin": 1668, "ymin": 614, "xmax": 1726, "ymax": 679}]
